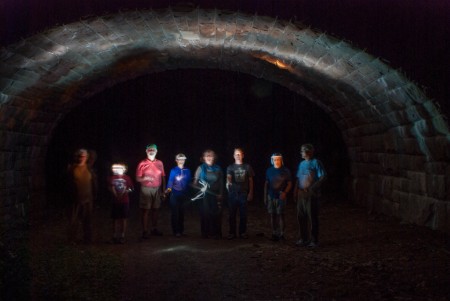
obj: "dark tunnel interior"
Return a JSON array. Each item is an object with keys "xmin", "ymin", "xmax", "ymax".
[{"xmin": 45, "ymin": 69, "xmax": 350, "ymax": 208}]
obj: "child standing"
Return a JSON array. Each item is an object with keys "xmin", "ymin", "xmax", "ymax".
[{"xmin": 108, "ymin": 163, "xmax": 134, "ymax": 244}]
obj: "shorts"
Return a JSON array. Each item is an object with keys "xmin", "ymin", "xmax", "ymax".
[
  {"xmin": 140, "ymin": 186, "xmax": 161, "ymax": 209},
  {"xmin": 111, "ymin": 202, "xmax": 130, "ymax": 219},
  {"xmin": 266, "ymin": 195, "xmax": 285, "ymax": 215}
]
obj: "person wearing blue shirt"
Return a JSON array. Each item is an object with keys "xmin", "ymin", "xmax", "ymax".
[
  {"xmin": 165, "ymin": 153, "xmax": 192, "ymax": 237},
  {"xmin": 294, "ymin": 144, "xmax": 326, "ymax": 248}
]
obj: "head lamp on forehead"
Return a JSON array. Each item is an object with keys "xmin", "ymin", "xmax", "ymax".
[
  {"xmin": 176, "ymin": 153, "xmax": 187, "ymax": 160},
  {"xmin": 77, "ymin": 149, "xmax": 88, "ymax": 157},
  {"xmin": 112, "ymin": 163, "xmax": 127, "ymax": 175}
]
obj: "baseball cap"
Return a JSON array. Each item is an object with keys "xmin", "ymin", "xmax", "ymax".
[{"xmin": 146, "ymin": 144, "xmax": 157, "ymax": 150}]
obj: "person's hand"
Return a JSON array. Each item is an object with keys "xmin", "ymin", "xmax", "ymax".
[
  {"xmin": 247, "ymin": 192, "xmax": 254, "ymax": 201},
  {"xmin": 280, "ymin": 191, "xmax": 287, "ymax": 201}
]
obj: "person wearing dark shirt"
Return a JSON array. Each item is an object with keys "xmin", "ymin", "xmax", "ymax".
[
  {"xmin": 264, "ymin": 153, "xmax": 292, "ymax": 241},
  {"xmin": 193, "ymin": 149, "xmax": 224, "ymax": 239},
  {"xmin": 226, "ymin": 148, "xmax": 255, "ymax": 239}
]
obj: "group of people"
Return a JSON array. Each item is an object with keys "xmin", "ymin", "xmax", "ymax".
[{"xmin": 67, "ymin": 143, "xmax": 326, "ymax": 248}]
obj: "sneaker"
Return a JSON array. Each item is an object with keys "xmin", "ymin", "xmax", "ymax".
[
  {"xmin": 307, "ymin": 241, "xmax": 319, "ymax": 248},
  {"xmin": 227, "ymin": 234, "xmax": 236, "ymax": 240},
  {"xmin": 279, "ymin": 235, "xmax": 286, "ymax": 241},
  {"xmin": 295, "ymin": 239, "xmax": 307, "ymax": 247},
  {"xmin": 151, "ymin": 229, "xmax": 163, "ymax": 236},
  {"xmin": 142, "ymin": 231, "xmax": 150, "ymax": 239},
  {"xmin": 175, "ymin": 233, "xmax": 181, "ymax": 238},
  {"xmin": 271, "ymin": 234, "xmax": 280, "ymax": 241},
  {"xmin": 239, "ymin": 233, "xmax": 249, "ymax": 239}
]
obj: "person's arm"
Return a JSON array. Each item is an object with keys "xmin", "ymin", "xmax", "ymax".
[
  {"xmin": 310, "ymin": 161, "xmax": 326, "ymax": 192},
  {"xmin": 247, "ymin": 176, "xmax": 254, "ymax": 201},
  {"xmin": 293, "ymin": 178, "xmax": 299, "ymax": 201},
  {"xmin": 165, "ymin": 169, "xmax": 174, "ymax": 194},
  {"xmin": 226, "ymin": 174, "xmax": 233, "ymax": 191},
  {"xmin": 218, "ymin": 169, "xmax": 224, "ymax": 199},
  {"xmin": 263, "ymin": 180, "xmax": 268, "ymax": 205},
  {"xmin": 161, "ymin": 176, "xmax": 166, "ymax": 194},
  {"xmin": 91, "ymin": 168, "xmax": 98, "ymax": 201},
  {"xmin": 135, "ymin": 163, "xmax": 146, "ymax": 183},
  {"xmin": 280, "ymin": 180, "xmax": 292, "ymax": 201},
  {"xmin": 192, "ymin": 166, "xmax": 201, "ymax": 187}
]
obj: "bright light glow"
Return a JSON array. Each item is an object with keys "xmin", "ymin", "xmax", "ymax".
[
  {"xmin": 253, "ymin": 54, "xmax": 293, "ymax": 71},
  {"xmin": 112, "ymin": 164, "xmax": 127, "ymax": 175},
  {"xmin": 191, "ymin": 180, "xmax": 209, "ymax": 201}
]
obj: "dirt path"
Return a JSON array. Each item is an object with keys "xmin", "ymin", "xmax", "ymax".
[{"xmin": 30, "ymin": 201, "xmax": 450, "ymax": 300}]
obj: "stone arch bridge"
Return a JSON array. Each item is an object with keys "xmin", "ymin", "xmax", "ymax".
[{"xmin": 1, "ymin": 7, "xmax": 449, "ymax": 231}]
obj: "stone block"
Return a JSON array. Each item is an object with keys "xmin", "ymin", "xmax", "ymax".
[
  {"xmin": 391, "ymin": 189, "xmax": 409, "ymax": 204},
  {"xmin": 428, "ymin": 201, "xmax": 450, "ymax": 231},
  {"xmin": 387, "ymin": 124, "xmax": 413, "ymax": 138},
  {"xmin": 351, "ymin": 162, "xmax": 383, "ymax": 177},
  {"xmin": 405, "ymin": 171, "xmax": 427, "ymax": 195},
  {"xmin": 402, "ymin": 154, "xmax": 426, "ymax": 172},
  {"xmin": 350, "ymin": 177, "xmax": 371, "ymax": 206},
  {"xmin": 361, "ymin": 134, "xmax": 385, "ymax": 152},
  {"xmin": 424, "ymin": 162, "xmax": 448, "ymax": 175},
  {"xmin": 399, "ymin": 193, "xmax": 435, "ymax": 225},
  {"xmin": 0, "ymin": 171, "xmax": 15, "ymax": 188},
  {"xmin": 377, "ymin": 153, "xmax": 402, "ymax": 175},
  {"xmin": 424, "ymin": 136, "xmax": 450, "ymax": 161},
  {"xmin": 426, "ymin": 175, "xmax": 446, "ymax": 199},
  {"xmin": 380, "ymin": 197, "xmax": 398, "ymax": 218}
]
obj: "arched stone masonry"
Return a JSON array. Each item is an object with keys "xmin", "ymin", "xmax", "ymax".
[{"xmin": 0, "ymin": 7, "xmax": 449, "ymax": 230}]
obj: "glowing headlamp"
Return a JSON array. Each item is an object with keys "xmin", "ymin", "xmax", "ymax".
[
  {"xmin": 175, "ymin": 153, "xmax": 187, "ymax": 160},
  {"xmin": 112, "ymin": 164, "xmax": 127, "ymax": 175}
]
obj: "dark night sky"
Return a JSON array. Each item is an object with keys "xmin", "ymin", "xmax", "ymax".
[{"xmin": 1, "ymin": 0, "xmax": 449, "ymax": 205}]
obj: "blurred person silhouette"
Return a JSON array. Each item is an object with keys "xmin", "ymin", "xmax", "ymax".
[
  {"xmin": 108, "ymin": 163, "xmax": 134, "ymax": 244},
  {"xmin": 294, "ymin": 144, "xmax": 326, "ymax": 248},
  {"xmin": 67, "ymin": 148, "xmax": 98, "ymax": 244}
]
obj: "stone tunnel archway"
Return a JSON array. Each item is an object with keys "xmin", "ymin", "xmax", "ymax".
[{"xmin": 0, "ymin": 7, "xmax": 449, "ymax": 230}]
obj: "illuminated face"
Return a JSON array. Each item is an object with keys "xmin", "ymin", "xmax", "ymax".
[
  {"xmin": 112, "ymin": 164, "xmax": 126, "ymax": 175},
  {"xmin": 77, "ymin": 154, "xmax": 88, "ymax": 164},
  {"xmin": 203, "ymin": 152, "xmax": 215, "ymax": 166},
  {"xmin": 176, "ymin": 158, "xmax": 186, "ymax": 167},
  {"xmin": 272, "ymin": 156, "xmax": 283, "ymax": 168},
  {"xmin": 146, "ymin": 148, "xmax": 157, "ymax": 158},
  {"xmin": 233, "ymin": 150, "xmax": 244, "ymax": 163}
]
